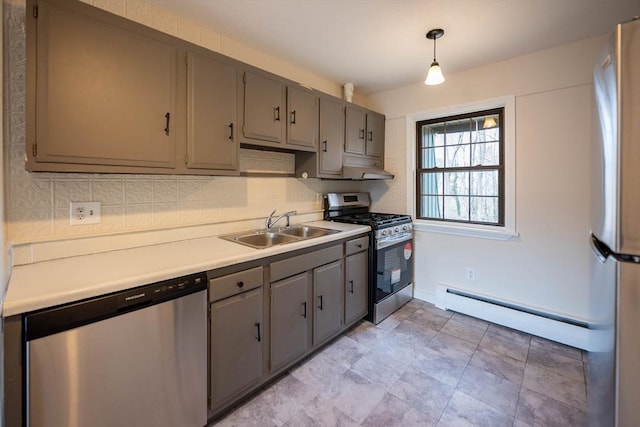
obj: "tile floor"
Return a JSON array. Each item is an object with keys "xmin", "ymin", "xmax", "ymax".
[{"xmin": 211, "ymin": 299, "xmax": 589, "ymax": 426}]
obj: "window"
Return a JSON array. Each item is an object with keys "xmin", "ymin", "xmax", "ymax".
[{"xmin": 416, "ymin": 108, "xmax": 504, "ymax": 226}]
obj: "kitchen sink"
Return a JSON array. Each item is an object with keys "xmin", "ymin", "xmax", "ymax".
[
  {"xmin": 220, "ymin": 225, "xmax": 340, "ymax": 249},
  {"xmin": 230, "ymin": 231, "xmax": 299, "ymax": 248},
  {"xmin": 276, "ymin": 225, "xmax": 340, "ymax": 239}
]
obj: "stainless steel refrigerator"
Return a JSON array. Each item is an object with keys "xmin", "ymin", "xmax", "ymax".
[{"xmin": 589, "ymin": 17, "xmax": 640, "ymax": 427}]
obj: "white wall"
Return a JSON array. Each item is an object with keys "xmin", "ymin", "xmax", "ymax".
[{"xmin": 368, "ymin": 35, "xmax": 607, "ymax": 321}]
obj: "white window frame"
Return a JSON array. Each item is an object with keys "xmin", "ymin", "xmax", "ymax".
[{"xmin": 407, "ymin": 96, "xmax": 518, "ymax": 240}]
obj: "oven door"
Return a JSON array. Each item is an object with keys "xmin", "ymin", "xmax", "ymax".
[{"xmin": 374, "ymin": 232, "xmax": 414, "ymax": 303}]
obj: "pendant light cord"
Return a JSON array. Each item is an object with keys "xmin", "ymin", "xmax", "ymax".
[{"xmin": 433, "ymin": 37, "xmax": 437, "ymax": 62}]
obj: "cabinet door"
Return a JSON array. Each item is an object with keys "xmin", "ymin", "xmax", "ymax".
[
  {"xmin": 186, "ymin": 52, "xmax": 237, "ymax": 171},
  {"xmin": 210, "ymin": 288, "xmax": 263, "ymax": 409},
  {"xmin": 366, "ymin": 112, "xmax": 385, "ymax": 158},
  {"xmin": 345, "ymin": 251, "xmax": 368, "ymax": 325},
  {"xmin": 287, "ymin": 86, "xmax": 318, "ymax": 149},
  {"xmin": 270, "ymin": 273, "xmax": 309, "ymax": 372},
  {"xmin": 319, "ymin": 98, "xmax": 344, "ymax": 176},
  {"xmin": 243, "ymin": 71, "xmax": 284, "ymax": 143},
  {"xmin": 313, "ymin": 260, "xmax": 343, "ymax": 346},
  {"xmin": 34, "ymin": 0, "xmax": 176, "ymax": 168},
  {"xmin": 345, "ymin": 106, "xmax": 367, "ymax": 155}
]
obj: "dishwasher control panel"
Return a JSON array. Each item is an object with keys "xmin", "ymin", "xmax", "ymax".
[
  {"xmin": 117, "ymin": 272, "xmax": 207, "ymax": 309},
  {"xmin": 25, "ymin": 271, "xmax": 208, "ymax": 341}
]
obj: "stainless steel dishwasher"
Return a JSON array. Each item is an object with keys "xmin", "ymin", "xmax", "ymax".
[{"xmin": 24, "ymin": 272, "xmax": 208, "ymax": 427}]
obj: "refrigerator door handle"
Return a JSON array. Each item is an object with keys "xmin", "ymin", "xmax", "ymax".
[
  {"xmin": 591, "ymin": 232, "xmax": 640, "ymax": 264},
  {"xmin": 613, "ymin": 252, "xmax": 640, "ymax": 264},
  {"xmin": 591, "ymin": 232, "xmax": 611, "ymax": 263}
]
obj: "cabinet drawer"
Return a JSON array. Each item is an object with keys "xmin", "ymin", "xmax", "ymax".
[
  {"xmin": 345, "ymin": 236, "xmax": 369, "ymax": 256},
  {"xmin": 270, "ymin": 245, "xmax": 342, "ymax": 283},
  {"xmin": 209, "ymin": 266, "xmax": 264, "ymax": 302}
]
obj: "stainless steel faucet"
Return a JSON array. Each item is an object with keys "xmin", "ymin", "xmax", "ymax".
[{"xmin": 265, "ymin": 209, "xmax": 297, "ymax": 230}]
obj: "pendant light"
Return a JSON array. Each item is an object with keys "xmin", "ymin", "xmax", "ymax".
[{"xmin": 425, "ymin": 28, "xmax": 445, "ymax": 85}]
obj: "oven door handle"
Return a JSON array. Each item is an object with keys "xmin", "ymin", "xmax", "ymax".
[{"xmin": 376, "ymin": 233, "xmax": 413, "ymax": 250}]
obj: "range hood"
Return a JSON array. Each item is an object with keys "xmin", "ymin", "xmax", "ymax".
[{"xmin": 341, "ymin": 166, "xmax": 394, "ymax": 180}]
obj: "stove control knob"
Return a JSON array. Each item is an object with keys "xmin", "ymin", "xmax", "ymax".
[
  {"xmin": 394, "ymin": 227, "xmax": 400, "ymax": 232},
  {"xmin": 402, "ymin": 225, "xmax": 409, "ymax": 231},
  {"xmin": 381, "ymin": 230, "xmax": 388, "ymax": 236}
]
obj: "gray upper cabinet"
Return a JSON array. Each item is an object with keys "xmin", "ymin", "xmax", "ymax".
[
  {"xmin": 186, "ymin": 51, "xmax": 238, "ymax": 171},
  {"xmin": 345, "ymin": 105, "xmax": 384, "ymax": 159},
  {"xmin": 286, "ymin": 86, "xmax": 318, "ymax": 150},
  {"xmin": 312, "ymin": 260, "xmax": 343, "ymax": 346},
  {"xmin": 318, "ymin": 97, "xmax": 345, "ymax": 177},
  {"xmin": 26, "ymin": 0, "xmax": 384, "ymax": 176},
  {"xmin": 241, "ymin": 71, "xmax": 285, "ymax": 145},
  {"xmin": 345, "ymin": 107, "xmax": 367, "ymax": 156},
  {"xmin": 28, "ymin": 0, "xmax": 177, "ymax": 171},
  {"xmin": 241, "ymin": 71, "xmax": 319, "ymax": 153},
  {"xmin": 366, "ymin": 111, "xmax": 385, "ymax": 158}
]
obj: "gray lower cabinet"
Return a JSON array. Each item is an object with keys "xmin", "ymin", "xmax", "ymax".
[
  {"xmin": 270, "ymin": 273, "xmax": 310, "ymax": 373},
  {"xmin": 344, "ymin": 236, "xmax": 369, "ymax": 325},
  {"xmin": 345, "ymin": 250, "xmax": 368, "ymax": 325},
  {"xmin": 269, "ymin": 244, "xmax": 343, "ymax": 374},
  {"xmin": 313, "ymin": 260, "xmax": 344, "ymax": 345},
  {"xmin": 207, "ymin": 237, "xmax": 368, "ymax": 420},
  {"xmin": 209, "ymin": 267, "xmax": 264, "ymax": 411}
]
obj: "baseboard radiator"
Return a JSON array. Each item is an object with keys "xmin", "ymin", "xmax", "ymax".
[{"xmin": 435, "ymin": 285, "xmax": 592, "ymax": 351}]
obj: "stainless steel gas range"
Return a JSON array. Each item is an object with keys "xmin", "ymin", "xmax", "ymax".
[{"xmin": 324, "ymin": 192, "xmax": 414, "ymax": 324}]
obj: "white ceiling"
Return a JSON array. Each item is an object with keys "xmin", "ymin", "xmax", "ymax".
[{"xmin": 150, "ymin": 0, "xmax": 640, "ymax": 95}]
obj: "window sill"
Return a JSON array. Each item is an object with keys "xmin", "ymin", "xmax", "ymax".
[{"xmin": 414, "ymin": 221, "xmax": 519, "ymax": 241}]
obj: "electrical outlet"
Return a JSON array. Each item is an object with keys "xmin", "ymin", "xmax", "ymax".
[
  {"xmin": 466, "ymin": 267, "xmax": 476, "ymax": 281},
  {"xmin": 70, "ymin": 202, "xmax": 101, "ymax": 225}
]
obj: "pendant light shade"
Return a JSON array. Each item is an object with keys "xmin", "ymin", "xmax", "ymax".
[
  {"xmin": 425, "ymin": 28, "xmax": 445, "ymax": 86},
  {"xmin": 425, "ymin": 61, "xmax": 445, "ymax": 85}
]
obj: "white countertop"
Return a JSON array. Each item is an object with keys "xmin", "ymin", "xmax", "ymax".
[{"xmin": 3, "ymin": 221, "xmax": 369, "ymax": 317}]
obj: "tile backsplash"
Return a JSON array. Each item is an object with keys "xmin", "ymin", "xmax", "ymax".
[{"xmin": 3, "ymin": 0, "xmax": 366, "ymax": 254}]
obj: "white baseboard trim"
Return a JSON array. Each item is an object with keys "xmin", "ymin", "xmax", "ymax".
[{"xmin": 436, "ymin": 284, "xmax": 592, "ymax": 351}]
